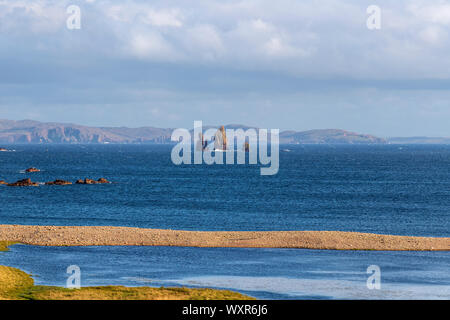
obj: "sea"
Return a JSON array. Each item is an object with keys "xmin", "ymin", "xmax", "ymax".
[{"xmin": 0, "ymin": 144, "xmax": 449, "ymax": 299}]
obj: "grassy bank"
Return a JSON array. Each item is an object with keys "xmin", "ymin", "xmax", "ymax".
[
  {"xmin": 0, "ymin": 241, "xmax": 253, "ymax": 300},
  {"xmin": 0, "ymin": 241, "xmax": 16, "ymax": 252}
]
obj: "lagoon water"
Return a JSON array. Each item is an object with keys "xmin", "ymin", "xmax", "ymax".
[
  {"xmin": 1, "ymin": 144, "xmax": 449, "ymax": 299},
  {"xmin": 1, "ymin": 244, "xmax": 449, "ymax": 299}
]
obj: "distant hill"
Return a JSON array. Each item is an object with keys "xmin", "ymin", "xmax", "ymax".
[
  {"xmin": 0, "ymin": 119, "xmax": 173, "ymax": 144},
  {"xmin": 279, "ymin": 129, "xmax": 386, "ymax": 144},
  {"xmin": 0, "ymin": 119, "xmax": 386, "ymax": 144}
]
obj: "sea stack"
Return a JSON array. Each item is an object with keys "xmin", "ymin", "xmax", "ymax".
[{"xmin": 214, "ymin": 126, "xmax": 227, "ymax": 151}]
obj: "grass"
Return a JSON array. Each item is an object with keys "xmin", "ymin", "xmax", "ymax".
[
  {"xmin": 0, "ymin": 241, "xmax": 253, "ymax": 300},
  {"xmin": 0, "ymin": 241, "xmax": 16, "ymax": 252},
  {"xmin": 0, "ymin": 266, "xmax": 34, "ymax": 300}
]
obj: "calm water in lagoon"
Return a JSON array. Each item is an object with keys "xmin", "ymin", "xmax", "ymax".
[
  {"xmin": 0, "ymin": 245, "xmax": 449, "ymax": 299},
  {"xmin": 1, "ymin": 144, "xmax": 449, "ymax": 299}
]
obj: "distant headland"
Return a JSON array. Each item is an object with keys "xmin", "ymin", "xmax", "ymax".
[{"xmin": 0, "ymin": 119, "xmax": 449, "ymax": 145}]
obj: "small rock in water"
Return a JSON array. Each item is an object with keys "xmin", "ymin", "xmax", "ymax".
[
  {"xmin": 45, "ymin": 179, "xmax": 72, "ymax": 186},
  {"xmin": 0, "ymin": 180, "xmax": 7, "ymax": 185},
  {"xmin": 84, "ymin": 178, "xmax": 98, "ymax": 184},
  {"xmin": 75, "ymin": 178, "xmax": 97, "ymax": 184},
  {"xmin": 7, "ymin": 178, "xmax": 39, "ymax": 187},
  {"xmin": 25, "ymin": 167, "xmax": 40, "ymax": 173},
  {"xmin": 75, "ymin": 178, "xmax": 111, "ymax": 184}
]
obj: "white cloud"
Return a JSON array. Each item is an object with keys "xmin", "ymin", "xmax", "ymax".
[
  {"xmin": 105, "ymin": 4, "xmax": 182, "ymax": 27},
  {"xmin": 142, "ymin": 8, "xmax": 182, "ymax": 27},
  {"xmin": 128, "ymin": 31, "xmax": 178, "ymax": 60},
  {"xmin": 0, "ymin": 0, "xmax": 66, "ymax": 33},
  {"xmin": 409, "ymin": 2, "xmax": 450, "ymax": 25},
  {"xmin": 184, "ymin": 24, "xmax": 224, "ymax": 60},
  {"xmin": 419, "ymin": 26, "xmax": 447, "ymax": 45},
  {"xmin": 251, "ymin": 18, "xmax": 272, "ymax": 31},
  {"xmin": 1, "ymin": 0, "xmax": 450, "ymax": 79}
]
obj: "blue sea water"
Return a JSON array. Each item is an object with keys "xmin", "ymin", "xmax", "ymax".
[
  {"xmin": 0, "ymin": 144, "xmax": 449, "ymax": 299},
  {"xmin": 1, "ymin": 144, "xmax": 449, "ymax": 235}
]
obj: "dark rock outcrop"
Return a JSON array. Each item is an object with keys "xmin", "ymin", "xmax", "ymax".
[
  {"xmin": 25, "ymin": 167, "xmax": 40, "ymax": 173},
  {"xmin": 45, "ymin": 179, "xmax": 72, "ymax": 186},
  {"xmin": 7, "ymin": 178, "xmax": 39, "ymax": 187},
  {"xmin": 85, "ymin": 178, "xmax": 97, "ymax": 184},
  {"xmin": 75, "ymin": 178, "xmax": 110, "ymax": 184},
  {"xmin": 82, "ymin": 178, "xmax": 97, "ymax": 184},
  {"xmin": 4, "ymin": 177, "xmax": 110, "ymax": 186}
]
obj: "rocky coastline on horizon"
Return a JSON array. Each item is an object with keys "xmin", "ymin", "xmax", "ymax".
[{"xmin": 0, "ymin": 119, "xmax": 386, "ymax": 144}]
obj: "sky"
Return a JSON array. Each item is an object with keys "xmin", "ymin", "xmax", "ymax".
[{"xmin": 1, "ymin": 0, "xmax": 450, "ymax": 137}]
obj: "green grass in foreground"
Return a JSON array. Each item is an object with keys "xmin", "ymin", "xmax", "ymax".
[
  {"xmin": 0, "ymin": 241, "xmax": 253, "ymax": 300},
  {"xmin": 0, "ymin": 241, "xmax": 16, "ymax": 252}
]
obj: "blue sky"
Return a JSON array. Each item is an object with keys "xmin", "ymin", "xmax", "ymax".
[{"xmin": 1, "ymin": 0, "xmax": 450, "ymax": 137}]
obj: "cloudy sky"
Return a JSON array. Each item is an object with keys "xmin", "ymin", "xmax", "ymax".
[{"xmin": 1, "ymin": 0, "xmax": 450, "ymax": 136}]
